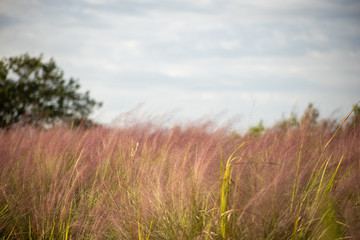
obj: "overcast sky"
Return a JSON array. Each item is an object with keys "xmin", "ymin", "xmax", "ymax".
[{"xmin": 1, "ymin": 0, "xmax": 359, "ymax": 130}]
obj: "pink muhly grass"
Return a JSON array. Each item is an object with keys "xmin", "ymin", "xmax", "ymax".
[{"xmin": 0, "ymin": 112, "xmax": 359, "ymax": 239}]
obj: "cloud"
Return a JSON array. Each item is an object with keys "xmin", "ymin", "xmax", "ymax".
[
  {"xmin": 0, "ymin": 0, "xmax": 359, "ymax": 128},
  {"xmin": 83, "ymin": 0, "xmax": 115, "ymax": 5}
]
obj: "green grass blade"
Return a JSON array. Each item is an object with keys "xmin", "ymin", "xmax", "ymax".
[
  {"xmin": 145, "ymin": 220, "xmax": 153, "ymax": 240},
  {"xmin": 5, "ymin": 227, "xmax": 15, "ymax": 240},
  {"xmin": 138, "ymin": 220, "xmax": 142, "ymax": 240},
  {"xmin": 291, "ymin": 142, "xmax": 303, "ymax": 214},
  {"xmin": 65, "ymin": 200, "xmax": 73, "ymax": 240},
  {"xmin": 220, "ymin": 142, "xmax": 245, "ymax": 239}
]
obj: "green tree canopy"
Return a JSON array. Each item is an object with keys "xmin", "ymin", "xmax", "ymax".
[
  {"xmin": 275, "ymin": 103, "xmax": 320, "ymax": 130},
  {"xmin": 0, "ymin": 53, "xmax": 102, "ymax": 128}
]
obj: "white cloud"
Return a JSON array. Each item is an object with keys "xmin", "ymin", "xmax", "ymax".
[
  {"xmin": 201, "ymin": 91, "xmax": 218, "ymax": 100},
  {"xmin": 0, "ymin": 0, "xmax": 38, "ymax": 16},
  {"xmin": 82, "ymin": 0, "xmax": 115, "ymax": 5},
  {"xmin": 0, "ymin": 0, "xmax": 359, "ymax": 128},
  {"xmin": 219, "ymin": 40, "xmax": 241, "ymax": 50}
]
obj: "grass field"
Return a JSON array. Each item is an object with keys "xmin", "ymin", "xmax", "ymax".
[{"xmin": 0, "ymin": 106, "xmax": 359, "ymax": 239}]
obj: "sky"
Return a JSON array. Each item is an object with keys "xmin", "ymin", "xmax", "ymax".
[{"xmin": 0, "ymin": 0, "xmax": 359, "ymax": 131}]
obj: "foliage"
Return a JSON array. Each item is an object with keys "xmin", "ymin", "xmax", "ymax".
[
  {"xmin": 0, "ymin": 53, "xmax": 102, "ymax": 128},
  {"xmin": 300, "ymin": 102, "xmax": 319, "ymax": 126},
  {"xmin": 248, "ymin": 120, "xmax": 265, "ymax": 136},
  {"xmin": 276, "ymin": 103, "xmax": 320, "ymax": 130},
  {"xmin": 348, "ymin": 104, "xmax": 360, "ymax": 127}
]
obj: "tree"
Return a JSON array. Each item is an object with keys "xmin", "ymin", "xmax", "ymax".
[
  {"xmin": 275, "ymin": 103, "xmax": 320, "ymax": 130},
  {"xmin": 0, "ymin": 53, "xmax": 102, "ymax": 128},
  {"xmin": 248, "ymin": 120, "xmax": 265, "ymax": 136},
  {"xmin": 348, "ymin": 103, "xmax": 360, "ymax": 128},
  {"xmin": 300, "ymin": 102, "xmax": 319, "ymax": 127}
]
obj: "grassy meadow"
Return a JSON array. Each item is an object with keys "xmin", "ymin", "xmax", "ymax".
[{"xmin": 0, "ymin": 106, "xmax": 359, "ymax": 239}]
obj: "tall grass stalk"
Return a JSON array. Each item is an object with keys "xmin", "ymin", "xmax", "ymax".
[
  {"xmin": 64, "ymin": 200, "xmax": 72, "ymax": 240},
  {"xmin": 290, "ymin": 142, "xmax": 303, "ymax": 215},
  {"xmin": 291, "ymin": 104, "xmax": 359, "ymax": 239},
  {"xmin": 220, "ymin": 142, "xmax": 245, "ymax": 239},
  {"xmin": 310, "ymin": 102, "xmax": 359, "ymax": 180},
  {"xmin": 138, "ymin": 219, "xmax": 153, "ymax": 240}
]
